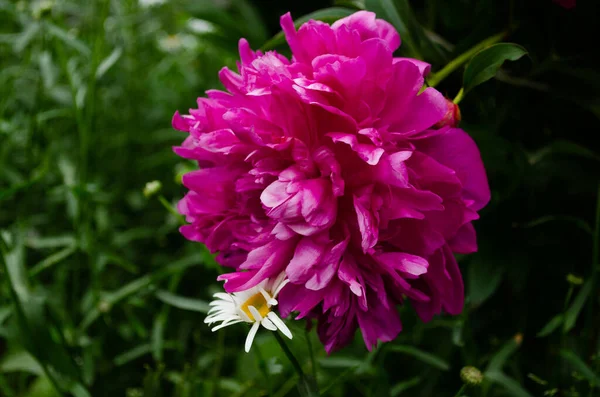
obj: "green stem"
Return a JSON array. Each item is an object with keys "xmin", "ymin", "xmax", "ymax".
[
  {"xmin": 273, "ymin": 331, "xmax": 304, "ymax": 377},
  {"xmin": 592, "ymin": 184, "xmax": 600, "ymax": 275},
  {"xmin": 0, "ymin": 373, "xmax": 15, "ymax": 397},
  {"xmin": 427, "ymin": 31, "xmax": 507, "ymax": 88},
  {"xmin": 40, "ymin": 363, "xmax": 67, "ymax": 397},
  {"xmin": 560, "ymin": 284, "xmax": 574, "ymax": 350},
  {"xmin": 588, "ymin": 184, "xmax": 600, "ymax": 370},
  {"xmin": 210, "ymin": 330, "xmax": 226, "ymax": 397},
  {"xmin": 318, "ymin": 366, "xmax": 356, "ymax": 396},
  {"xmin": 0, "ymin": 237, "xmax": 66, "ymax": 397},
  {"xmin": 253, "ymin": 343, "xmax": 273, "ymax": 396},
  {"xmin": 453, "ymin": 384, "xmax": 467, "ymax": 397},
  {"xmin": 305, "ymin": 327, "xmax": 318, "ymax": 383},
  {"xmin": 453, "ymin": 88, "xmax": 465, "ymax": 105},
  {"xmin": 426, "ymin": 0, "xmax": 437, "ymax": 30},
  {"xmin": 158, "ymin": 195, "xmax": 185, "ymax": 224}
]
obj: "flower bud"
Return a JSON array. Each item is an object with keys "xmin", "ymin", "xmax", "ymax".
[
  {"xmin": 435, "ymin": 98, "xmax": 461, "ymax": 128},
  {"xmin": 566, "ymin": 274, "xmax": 583, "ymax": 285},
  {"xmin": 98, "ymin": 300, "xmax": 111, "ymax": 313},
  {"xmin": 460, "ymin": 366, "xmax": 483, "ymax": 385},
  {"xmin": 32, "ymin": 0, "xmax": 54, "ymax": 19},
  {"xmin": 514, "ymin": 332, "xmax": 523, "ymax": 345},
  {"xmin": 143, "ymin": 180, "xmax": 162, "ymax": 198}
]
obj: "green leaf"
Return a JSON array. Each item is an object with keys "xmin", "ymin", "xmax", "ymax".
[
  {"xmin": 0, "ymin": 236, "xmax": 90, "ymax": 397},
  {"xmin": 563, "ymin": 278, "xmax": 593, "ymax": 333},
  {"xmin": 485, "ymin": 371, "xmax": 533, "ymax": 397},
  {"xmin": 365, "ymin": 0, "xmax": 445, "ymax": 62},
  {"xmin": 365, "ymin": 0, "xmax": 407, "ymax": 39},
  {"xmin": 26, "ymin": 235, "xmax": 76, "ymax": 250},
  {"xmin": 318, "ymin": 357, "xmax": 364, "ymax": 369},
  {"xmin": 463, "ymin": 43, "xmax": 528, "ymax": 93},
  {"xmin": 46, "ymin": 22, "xmax": 91, "ymax": 57},
  {"xmin": 559, "ymin": 349, "xmax": 600, "ymax": 386},
  {"xmin": 114, "ymin": 343, "xmax": 176, "ymax": 367},
  {"xmin": 95, "ymin": 47, "xmax": 122, "ymax": 80},
  {"xmin": 235, "ymin": 0, "xmax": 268, "ymax": 44},
  {"xmin": 388, "ymin": 345, "xmax": 450, "ymax": 371},
  {"xmin": 297, "ymin": 374, "xmax": 319, "ymax": 397},
  {"xmin": 486, "ymin": 336, "xmax": 521, "ymax": 373},
  {"xmin": 335, "ymin": 0, "xmax": 366, "ymax": 9},
  {"xmin": 29, "ymin": 246, "xmax": 77, "ymax": 277},
  {"xmin": 262, "ymin": 7, "xmax": 355, "ymax": 50},
  {"xmin": 520, "ymin": 215, "xmax": 593, "ymax": 236},
  {"xmin": 38, "ymin": 51, "xmax": 56, "ymax": 89},
  {"xmin": 151, "ymin": 275, "xmax": 183, "ymax": 361},
  {"xmin": 0, "ymin": 350, "xmax": 44, "ymax": 375},
  {"xmin": 154, "ymin": 290, "xmax": 209, "ymax": 313},
  {"xmin": 79, "ymin": 254, "xmax": 201, "ymax": 330},
  {"xmin": 390, "ymin": 377, "xmax": 421, "ymax": 397},
  {"xmin": 24, "ymin": 376, "xmax": 60, "ymax": 397},
  {"xmin": 536, "ymin": 314, "xmax": 564, "ymax": 337},
  {"xmin": 468, "ymin": 254, "xmax": 504, "ymax": 307},
  {"xmin": 0, "ymin": 306, "xmax": 11, "ymax": 325},
  {"xmin": 14, "ymin": 22, "xmax": 40, "ymax": 53},
  {"xmin": 529, "ymin": 140, "xmax": 600, "ymax": 165}
]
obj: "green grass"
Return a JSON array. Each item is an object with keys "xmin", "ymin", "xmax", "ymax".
[{"xmin": 1, "ymin": 0, "xmax": 600, "ymax": 396}]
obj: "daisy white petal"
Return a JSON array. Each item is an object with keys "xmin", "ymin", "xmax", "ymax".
[
  {"xmin": 212, "ymin": 319, "xmax": 243, "ymax": 332},
  {"xmin": 272, "ymin": 278, "xmax": 290, "ymax": 299},
  {"xmin": 245, "ymin": 322, "xmax": 260, "ymax": 352},
  {"xmin": 261, "ymin": 317, "xmax": 277, "ymax": 331},
  {"xmin": 213, "ymin": 292, "xmax": 234, "ymax": 301},
  {"xmin": 267, "ymin": 312, "xmax": 293, "ymax": 339},
  {"xmin": 204, "ymin": 271, "xmax": 293, "ymax": 352},
  {"xmin": 248, "ymin": 305, "xmax": 263, "ymax": 322}
]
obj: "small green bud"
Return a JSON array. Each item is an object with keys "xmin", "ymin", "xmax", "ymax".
[
  {"xmin": 32, "ymin": 0, "xmax": 54, "ymax": 19},
  {"xmin": 174, "ymin": 162, "xmax": 195, "ymax": 185},
  {"xmin": 566, "ymin": 274, "xmax": 583, "ymax": 285},
  {"xmin": 514, "ymin": 332, "xmax": 523, "ymax": 345},
  {"xmin": 126, "ymin": 388, "xmax": 143, "ymax": 397},
  {"xmin": 460, "ymin": 366, "xmax": 483, "ymax": 386},
  {"xmin": 98, "ymin": 300, "xmax": 111, "ymax": 313},
  {"xmin": 527, "ymin": 373, "xmax": 548, "ymax": 386},
  {"xmin": 143, "ymin": 180, "xmax": 162, "ymax": 198}
]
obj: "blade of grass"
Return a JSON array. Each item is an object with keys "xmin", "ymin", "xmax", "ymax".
[
  {"xmin": 388, "ymin": 345, "xmax": 450, "ymax": 371},
  {"xmin": 29, "ymin": 245, "xmax": 77, "ymax": 277},
  {"xmin": 79, "ymin": 253, "xmax": 202, "ymax": 330},
  {"xmin": 559, "ymin": 349, "xmax": 600, "ymax": 386},
  {"xmin": 155, "ymin": 290, "xmax": 209, "ymax": 313}
]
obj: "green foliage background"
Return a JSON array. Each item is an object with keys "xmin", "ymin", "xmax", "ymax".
[{"xmin": 1, "ymin": 0, "xmax": 599, "ymax": 396}]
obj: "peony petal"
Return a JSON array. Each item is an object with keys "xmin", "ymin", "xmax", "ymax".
[
  {"xmin": 448, "ymin": 223, "xmax": 478, "ymax": 254},
  {"xmin": 393, "ymin": 57, "xmax": 431, "ymax": 76},
  {"xmin": 417, "ymin": 128, "xmax": 491, "ymax": 211},
  {"xmin": 356, "ymin": 292, "xmax": 402, "ymax": 350},
  {"xmin": 353, "ymin": 190, "xmax": 379, "ymax": 253},
  {"xmin": 375, "ymin": 252, "xmax": 429, "ymax": 278},
  {"xmin": 172, "ymin": 111, "xmax": 190, "ymax": 131},
  {"xmin": 332, "ymin": 11, "xmax": 400, "ymax": 51},
  {"xmin": 379, "ymin": 60, "xmax": 424, "ymax": 125},
  {"xmin": 287, "ymin": 237, "xmax": 325, "ymax": 283},
  {"xmin": 327, "ymin": 132, "xmax": 385, "ymax": 165},
  {"xmin": 390, "ymin": 87, "xmax": 448, "ymax": 135}
]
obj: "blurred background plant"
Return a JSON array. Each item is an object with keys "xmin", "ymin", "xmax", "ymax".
[{"xmin": 0, "ymin": 0, "xmax": 599, "ymax": 396}]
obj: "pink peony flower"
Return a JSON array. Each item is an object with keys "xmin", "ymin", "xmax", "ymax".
[{"xmin": 173, "ymin": 11, "xmax": 490, "ymax": 353}]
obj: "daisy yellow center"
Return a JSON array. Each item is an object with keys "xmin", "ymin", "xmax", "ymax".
[{"xmin": 241, "ymin": 292, "xmax": 271, "ymax": 320}]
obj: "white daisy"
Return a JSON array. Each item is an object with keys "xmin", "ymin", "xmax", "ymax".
[{"xmin": 204, "ymin": 272, "xmax": 292, "ymax": 352}]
